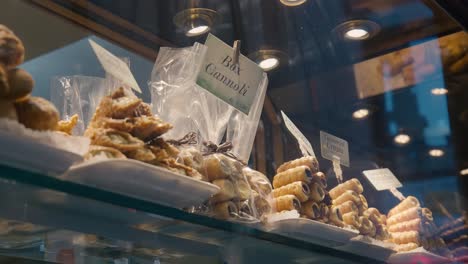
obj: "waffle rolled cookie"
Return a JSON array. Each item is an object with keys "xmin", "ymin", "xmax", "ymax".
[
  {"xmin": 395, "ymin": 242, "xmax": 419, "ymax": 252},
  {"xmin": 392, "ymin": 230, "xmax": 420, "ymax": 245},
  {"xmin": 213, "ymin": 201, "xmax": 238, "ymax": 220},
  {"xmin": 302, "ymin": 200, "xmax": 321, "ymax": 219},
  {"xmin": 274, "ymin": 194, "xmax": 301, "ymax": 212},
  {"xmin": 332, "ymin": 190, "xmax": 361, "ymax": 206},
  {"xmin": 388, "ymin": 196, "xmax": 420, "ymax": 218},
  {"xmin": 273, "ymin": 166, "xmax": 312, "ymax": 188},
  {"xmin": 387, "ymin": 207, "xmax": 420, "ymax": 226},
  {"xmin": 388, "ymin": 218, "xmax": 421, "ymax": 233},
  {"xmin": 277, "ymin": 156, "xmax": 319, "ymax": 174},
  {"xmin": 329, "ymin": 179, "xmax": 364, "ymax": 199},
  {"xmin": 272, "ymin": 181, "xmax": 310, "ymax": 202},
  {"xmin": 309, "ymin": 182, "xmax": 326, "ymax": 202}
]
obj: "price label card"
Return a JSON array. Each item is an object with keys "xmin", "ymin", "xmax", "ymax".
[
  {"xmin": 363, "ymin": 168, "xmax": 402, "ymax": 191},
  {"xmin": 196, "ymin": 34, "xmax": 264, "ymax": 115},
  {"xmin": 281, "ymin": 111, "xmax": 315, "ymax": 157},
  {"xmin": 320, "ymin": 131, "xmax": 349, "ymax": 167},
  {"xmin": 89, "ymin": 39, "xmax": 142, "ymax": 93}
]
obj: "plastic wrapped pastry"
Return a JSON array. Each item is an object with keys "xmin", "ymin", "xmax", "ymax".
[
  {"xmin": 277, "ymin": 156, "xmax": 319, "ymax": 174},
  {"xmin": 252, "ymin": 191, "xmax": 271, "ymax": 217},
  {"xmin": 84, "ymin": 145, "xmax": 126, "ymax": 160},
  {"xmin": 14, "ymin": 96, "xmax": 59, "ymax": 131},
  {"xmin": 273, "ymin": 165, "xmax": 312, "ymax": 189},
  {"xmin": 213, "ymin": 201, "xmax": 238, "ymax": 220},
  {"xmin": 203, "ymin": 154, "xmax": 233, "ymax": 181},
  {"xmin": 337, "ymin": 200, "xmax": 358, "ymax": 215},
  {"xmin": 342, "ymin": 211, "xmax": 361, "ymax": 228},
  {"xmin": 359, "ymin": 216, "xmax": 376, "ymax": 237},
  {"xmin": 87, "ymin": 128, "xmax": 144, "ymax": 152},
  {"xmin": 388, "ymin": 196, "xmax": 420, "ymax": 218},
  {"xmin": 243, "ymin": 168, "xmax": 272, "ymax": 195},
  {"xmin": 329, "ymin": 206, "xmax": 345, "ymax": 227},
  {"xmin": 388, "ymin": 218, "xmax": 421, "ymax": 233},
  {"xmin": 179, "ymin": 147, "xmax": 204, "ymax": 174},
  {"xmin": 309, "ymin": 182, "xmax": 325, "ymax": 202},
  {"xmin": 238, "ymin": 200, "xmax": 253, "ymax": 217},
  {"xmin": 274, "ymin": 194, "xmax": 301, "ymax": 212},
  {"xmin": 233, "ymin": 177, "xmax": 251, "ymax": 201},
  {"xmin": 302, "ymin": 200, "xmax": 320, "ymax": 219},
  {"xmin": 395, "ymin": 242, "xmax": 419, "ymax": 252},
  {"xmin": 332, "ymin": 190, "xmax": 361, "ymax": 206},
  {"xmin": 211, "ymin": 179, "xmax": 236, "ymax": 203},
  {"xmin": 387, "ymin": 207, "xmax": 420, "ymax": 226},
  {"xmin": 392, "ymin": 230, "xmax": 420, "ymax": 245},
  {"xmin": 272, "ymin": 181, "xmax": 310, "ymax": 202},
  {"xmin": 329, "ymin": 179, "xmax": 363, "ymax": 199}
]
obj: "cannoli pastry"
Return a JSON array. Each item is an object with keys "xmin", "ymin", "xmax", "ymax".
[
  {"xmin": 15, "ymin": 96, "xmax": 59, "ymax": 131},
  {"xmin": 243, "ymin": 168, "xmax": 272, "ymax": 195},
  {"xmin": 5, "ymin": 68, "xmax": 33, "ymax": 101},
  {"xmin": 312, "ymin": 171, "xmax": 327, "ymax": 188},
  {"xmin": 387, "ymin": 207, "xmax": 420, "ymax": 226},
  {"xmin": 277, "ymin": 156, "xmax": 319, "ymax": 174},
  {"xmin": 84, "ymin": 145, "xmax": 126, "ymax": 160},
  {"xmin": 309, "ymin": 182, "xmax": 325, "ymax": 202},
  {"xmin": 375, "ymin": 224, "xmax": 391, "ymax": 241},
  {"xmin": 274, "ymin": 194, "xmax": 301, "ymax": 212},
  {"xmin": 364, "ymin": 208, "xmax": 382, "ymax": 225},
  {"xmin": 213, "ymin": 201, "xmax": 238, "ymax": 220},
  {"xmin": 302, "ymin": 200, "xmax": 320, "ymax": 219},
  {"xmin": 0, "ymin": 100, "xmax": 17, "ymax": 120},
  {"xmin": 203, "ymin": 154, "xmax": 233, "ymax": 181},
  {"xmin": 388, "ymin": 218, "xmax": 421, "ymax": 233},
  {"xmin": 421, "ymin": 208, "xmax": 433, "ymax": 222},
  {"xmin": 395, "ymin": 242, "xmax": 419, "ymax": 252},
  {"xmin": 57, "ymin": 114, "xmax": 79, "ymax": 135},
  {"xmin": 211, "ymin": 179, "xmax": 236, "ymax": 203},
  {"xmin": 332, "ymin": 190, "xmax": 361, "ymax": 206},
  {"xmin": 329, "ymin": 179, "xmax": 364, "ymax": 199},
  {"xmin": 272, "ymin": 181, "xmax": 310, "ymax": 202},
  {"xmin": 359, "ymin": 216, "xmax": 376, "ymax": 237},
  {"xmin": 322, "ymin": 191, "xmax": 332, "ymax": 206},
  {"xmin": 320, "ymin": 203, "xmax": 330, "ymax": 222},
  {"xmin": 392, "ymin": 230, "xmax": 420, "ymax": 245},
  {"xmin": 336, "ymin": 200, "xmax": 358, "ymax": 215},
  {"xmin": 342, "ymin": 211, "xmax": 361, "ymax": 228},
  {"xmin": 87, "ymin": 128, "xmax": 144, "ymax": 152},
  {"xmin": 0, "ymin": 25, "xmax": 25, "ymax": 69},
  {"xmin": 358, "ymin": 194, "xmax": 368, "ymax": 215},
  {"xmin": 388, "ymin": 196, "xmax": 420, "ymax": 218},
  {"xmin": 273, "ymin": 166, "xmax": 312, "ymax": 189},
  {"xmin": 329, "ymin": 206, "xmax": 344, "ymax": 227}
]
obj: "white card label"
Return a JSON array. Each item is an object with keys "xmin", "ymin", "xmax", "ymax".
[
  {"xmin": 363, "ymin": 168, "xmax": 402, "ymax": 191},
  {"xmin": 320, "ymin": 131, "xmax": 350, "ymax": 167},
  {"xmin": 281, "ymin": 111, "xmax": 315, "ymax": 157},
  {"xmin": 196, "ymin": 34, "xmax": 263, "ymax": 115},
  {"xmin": 89, "ymin": 39, "xmax": 142, "ymax": 93}
]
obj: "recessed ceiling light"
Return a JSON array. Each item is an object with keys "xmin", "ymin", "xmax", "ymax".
[
  {"xmin": 431, "ymin": 88, "xmax": 448, "ymax": 95},
  {"xmin": 279, "ymin": 0, "xmax": 307, "ymax": 6},
  {"xmin": 186, "ymin": 25, "xmax": 210, "ymax": 37},
  {"xmin": 394, "ymin": 134, "xmax": 411, "ymax": 145},
  {"xmin": 460, "ymin": 168, "xmax": 468, "ymax": 176},
  {"xmin": 429, "ymin": 149, "xmax": 444, "ymax": 157},
  {"xmin": 333, "ymin": 20, "xmax": 380, "ymax": 41},
  {"xmin": 352, "ymin": 108, "xmax": 370, "ymax": 119},
  {"xmin": 259, "ymin": 57, "xmax": 280, "ymax": 71}
]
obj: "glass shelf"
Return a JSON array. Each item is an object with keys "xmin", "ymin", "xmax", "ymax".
[{"xmin": 0, "ymin": 164, "xmax": 382, "ymax": 264}]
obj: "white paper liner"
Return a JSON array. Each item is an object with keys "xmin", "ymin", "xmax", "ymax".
[
  {"xmin": 0, "ymin": 118, "xmax": 89, "ymax": 156},
  {"xmin": 350, "ymin": 235, "xmax": 397, "ymax": 250},
  {"xmin": 266, "ymin": 210, "xmax": 300, "ymax": 223}
]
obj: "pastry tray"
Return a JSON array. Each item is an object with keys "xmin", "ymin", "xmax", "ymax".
[
  {"xmin": 266, "ymin": 218, "xmax": 359, "ymax": 247},
  {"xmin": 64, "ymin": 159, "xmax": 220, "ymax": 209},
  {"xmin": 388, "ymin": 247, "xmax": 451, "ymax": 264},
  {"xmin": 337, "ymin": 235, "xmax": 396, "ymax": 261},
  {"xmin": 0, "ymin": 130, "xmax": 83, "ymax": 176}
]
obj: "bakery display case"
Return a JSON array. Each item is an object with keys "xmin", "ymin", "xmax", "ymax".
[{"xmin": 0, "ymin": 0, "xmax": 467, "ymax": 263}]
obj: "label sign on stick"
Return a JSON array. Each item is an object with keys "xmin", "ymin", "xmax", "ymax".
[
  {"xmin": 362, "ymin": 168, "xmax": 403, "ymax": 191},
  {"xmin": 196, "ymin": 34, "xmax": 263, "ymax": 115},
  {"xmin": 320, "ymin": 131, "xmax": 350, "ymax": 167},
  {"xmin": 281, "ymin": 111, "xmax": 315, "ymax": 157},
  {"xmin": 89, "ymin": 39, "xmax": 142, "ymax": 93}
]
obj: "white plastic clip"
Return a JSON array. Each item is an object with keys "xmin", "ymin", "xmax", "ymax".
[
  {"xmin": 389, "ymin": 187, "xmax": 405, "ymax": 201},
  {"xmin": 232, "ymin": 40, "xmax": 241, "ymax": 65},
  {"xmin": 332, "ymin": 155, "xmax": 343, "ymax": 184}
]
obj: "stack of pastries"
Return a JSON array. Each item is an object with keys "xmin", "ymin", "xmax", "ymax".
[
  {"xmin": 84, "ymin": 87, "xmax": 202, "ymax": 178},
  {"xmin": 386, "ymin": 196, "xmax": 448, "ymax": 255},
  {"xmin": 329, "ymin": 179, "xmax": 390, "ymax": 240},
  {"xmin": 0, "ymin": 24, "xmax": 77, "ymax": 134},
  {"xmin": 202, "ymin": 154, "xmax": 257, "ymax": 220},
  {"xmin": 271, "ymin": 156, "xmax": 344, "ymax": 227}
]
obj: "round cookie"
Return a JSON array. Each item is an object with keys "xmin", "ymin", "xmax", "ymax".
[
  {"xmin": 15, "ymin": 96, "xmax": 59, "ymax": 131},
  {"xmin": 0, "ymin": 26, "xmax": 25, "ymax": 69},
  {"xmin": 6, "ymin": 68, "xmax": 33, "ymax": 101}
]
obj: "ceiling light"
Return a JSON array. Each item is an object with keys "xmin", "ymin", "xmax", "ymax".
[
  {"xmin": 394, "ymin": 134, "xmax": 411, "ymax": 145},
  {"xmin": 279, "ymin": 0, "xmax": 307, "ymax": 6},
  {"xmin": 174, "ymin": 8, "xmax": 219, "ymax": 37},
  {"xmin": 431, "ymin": 88, "xmax": 448, "ymax": 95},
  {"xmin": 429, "ymin": 149, "xmax": 444, "ymax": 157},
  {"xmin": 333, "ymin": 20, "xmax": 380, "ymax": 41},
  {"xmin": 186, "ymin": 25, "xmax": 210, "ymax": 37},
  {"xmin": 352, "ymin": 108, "xmax": 370, "ymax": 119},
  {"xmin": 460, "ymin": 168, "xmax": 468, "ymax": 176},
  {"xmin": 259, "ymin": 57, "xmax": 280, "ymax": 71}
]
